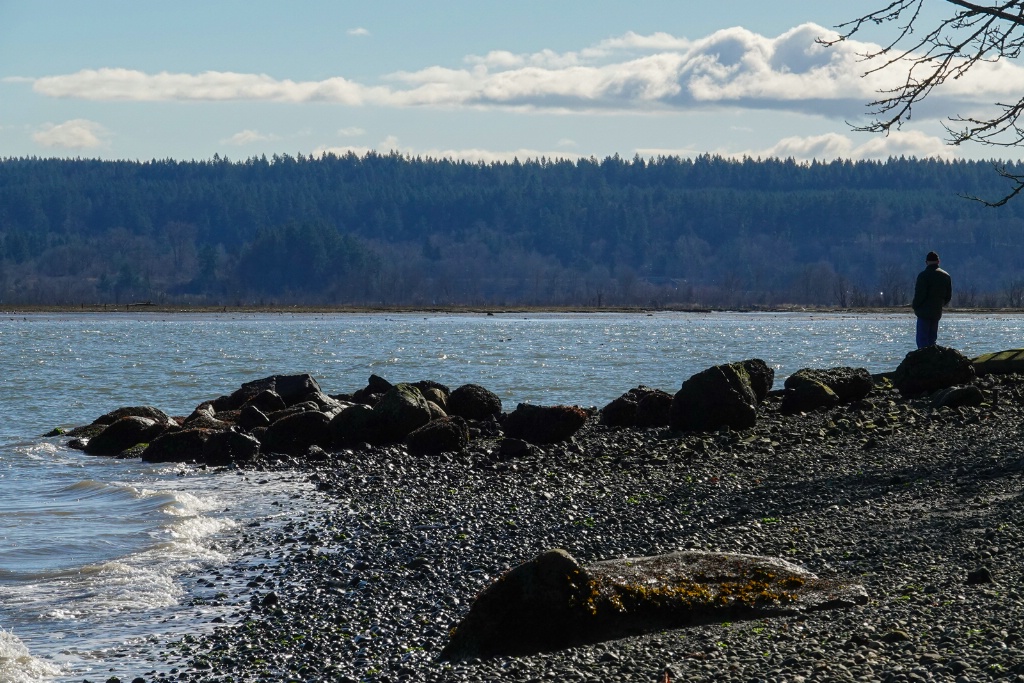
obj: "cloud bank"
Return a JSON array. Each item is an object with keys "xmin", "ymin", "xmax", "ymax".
[
  {"xmin": 30, "ymin": 23, "xmax": 1024, "ymax": 120},
  {"xmin": 32, "ymin": 119, "xmax": 107, "ymax": 148}
]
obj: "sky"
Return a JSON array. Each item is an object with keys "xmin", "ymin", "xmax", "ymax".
[{"xmin": 3, "ymin": 0, "xmax": 1023, "ymax": 164}]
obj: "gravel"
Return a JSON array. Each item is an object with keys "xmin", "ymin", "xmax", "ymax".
[{"xmin": 114, "ymin": 372, "xmax": 1024, "ymax": 683}]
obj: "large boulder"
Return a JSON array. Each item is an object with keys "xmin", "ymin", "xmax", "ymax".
[
  {"xmin": 329, "ymin": 404, "xmax": 381, "ymax": 446},
  {"xmin": 237, "ymin": 404, "xmax": 271, "ymax": 431},
  {"xmin": 241, "ymin": 389, "xmax": 287, "ymax": 413},
  {"xmin": 373, "ymin": 384, "xmax": 432, "ymax": 442},
  {"xmin": 91, "ymin": 405, "xmax": 175, "ymax": 427},
  {"xmin": 669, "ymin": 362, "xmax": 758, "ymax": 432},
  {"xmin": 261, "ymin": 410, "xmax": 332, "ymax": 455},
  {"xmin": 892, "ymin": 346, "xmax": 975, "ymax": 397},
  {"xmin": 142, "ymin": 428, "xmax": 211, "ymax": 463},
  {"xmin": 600, "ymin": 386, "xmax": 668, "ymax": 428},
  {"xmin": 405, "ymin": 416, "xmax": 470, "ymax": 455},
  {"xmin": 503, "ymin": 404, "xmax": 588, "ymax": 444},
  {"xmin": 932, "ymin": 385, "xmax": 985, "ymax": 409},
  {"xmin": 83, "ymin": 416, "xmax": 169, "ymax": 456},
  {"xmin": 441, "ymin": 549, "xmax": 868, "ymax": 661},
  {"xmin": 785, "ymin": 367, "xmax": 872, "ymax": 403},
  {"xmin": 352, "ymin": 374, "xmax": 393, "ymax": 406},
  {"xmin": 781, "ymin": 380, "xmax": 840, "ymax": 416},
  {"xmin": 447, "ymin": 384, "xmax": 502, "ymax": 421},
  {"xmin": 202, "ymin": 430, "xmax": 261, "ymax": 466},
  {"xmin": 635, "ymin": 389, "xmax": 674, "ymax": 428},
  {"xmin": 741, "ymin": 359, "xmax": 775, "ymax": 403},
  {"xmin": 213, "ymin": 374, "xmax": 322, "ymax": 411}
]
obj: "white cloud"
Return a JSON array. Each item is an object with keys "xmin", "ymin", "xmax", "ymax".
[
  {"xmin": 28, "ymin": 23, "xmax": 1024, "ymax": 122},
  {"xmin": 315, "ymin": 135, "xmax": 583, "ymax": 164},
  {"xmin": 33, "ymin": 68, "xmax": 386, "ymax": 104},
  {"xmin": 337, "ymin": 126, "xmax": 365, "ymax": 137},
  {"xmin": 32, "ymin": 118, "xmax": 107, "ymax": 149},
  {"xmin": 221, "ymin": 129, "xmax": 279, "ymax": 146},
  {"xmin": 348, "ymin": 27, "xmax": 369, "ymax": 37},
  {"xmin": 727, "ymin": 130, "xmax": 955, "ymax": 162}
]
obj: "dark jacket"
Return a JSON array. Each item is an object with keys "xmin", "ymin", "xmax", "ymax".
[{"xmin": 912, "ymin": 264, "xmax": 952, "ymax": 319}]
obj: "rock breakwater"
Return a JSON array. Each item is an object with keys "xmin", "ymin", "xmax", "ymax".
[{"xmin": 56, "ymin": 345, "xmax": 1024, "ymax": 682}]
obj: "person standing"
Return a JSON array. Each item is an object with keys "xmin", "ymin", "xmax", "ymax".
[{"xmin": 912, "ymin": 250, "xmax": 952, "ymax": 348}]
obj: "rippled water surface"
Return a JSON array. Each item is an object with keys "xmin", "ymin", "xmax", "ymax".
[{"xmin": 0, "ymin": 310, "xmax": 1020, "ymax": 681}]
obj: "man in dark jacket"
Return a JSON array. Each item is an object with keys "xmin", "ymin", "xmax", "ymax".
[{"xmin": 912, "ymin": 250, "xmax": 952, "ymax": 348}]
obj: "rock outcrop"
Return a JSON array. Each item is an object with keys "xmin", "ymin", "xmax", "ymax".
[
  {"xmin": 892, "ymin": 346, "xmax": 975, "ymax": 397},
  {"xmin": 503, "ymin": 403, "xmax": 589, "ymax": 444},
  {"xmin": 441, "ymin": 549, "xmax": 867, "ymax": 661},
  {"xmin": 447, "ymin": 383, "xmax": 502, "ymax": 421},
  {"xmin": 670, "ymin": 362, "xmax": 760, "ymax": 432}
]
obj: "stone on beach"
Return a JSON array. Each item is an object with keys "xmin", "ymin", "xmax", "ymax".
[
  {"xmin": 405, "ymin": 415, "xmax": 470, "ymax": 455},
  {"xmin": 502, "ymin": 403, "xmax": 589, "ymax": 444},
  {"xmin": 83, "ymin": 416, "xmax": 170, "ymax": 456},
  {"xmin": 892, "ymin": 345, "xmax": 975, "ymax": 397},
  {"xmin": 600, "ymin": 386, "xmax": 672, "ymax": 428},
  {"xmin": 446, "ymin": 383, "xmax": 503, "ymax": 421},
  {"xmin": 441, "ymin": 548, "xmax": 867, "ymax": 661},
  {"xmin": 669, "ymin": 361, "xmax": 760, "ymax": 432}
]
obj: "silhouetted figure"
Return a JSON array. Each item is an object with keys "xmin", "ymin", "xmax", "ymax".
[{"xmin": 912, "ymin": 250, "xmax": 952, "ymax": 348}]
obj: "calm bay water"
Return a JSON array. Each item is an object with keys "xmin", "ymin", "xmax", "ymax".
[{"xmin": 0, "ymin": 311, "xmax": 1020, "ymax": 681}]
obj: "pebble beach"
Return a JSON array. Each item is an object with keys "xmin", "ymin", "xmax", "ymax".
[{"xmin": 94, "ymin": 370, "xmax": 1024, "ymax": 683}]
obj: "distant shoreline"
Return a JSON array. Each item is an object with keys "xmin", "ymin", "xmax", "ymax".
[{"xmin": 1, "ymin": 303, "xmax": 1022, "ymax": 315}]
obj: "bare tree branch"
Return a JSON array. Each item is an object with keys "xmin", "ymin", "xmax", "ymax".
[{"xmin": 826, "ymin": 1, "xmax": 1024, "ymax": 204}]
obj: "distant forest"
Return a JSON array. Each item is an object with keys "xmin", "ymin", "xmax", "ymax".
[{"xmin": 2, "ymin": 152, "xmax": 1024, "ymax": 308}]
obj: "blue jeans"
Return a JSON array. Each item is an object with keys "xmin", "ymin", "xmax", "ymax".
[{"xmin": 916, "ymin": 317, "xmax": 939, "ymax": 348}]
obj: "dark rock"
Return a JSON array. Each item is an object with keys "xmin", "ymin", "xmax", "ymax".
[
  {"xmin": 265, "ymin": 403, "xmax": 318, "ymax": 424},
  {"xmin": 670, "ymin": 362, "xmax": 758, "ymax": 432},
  {"xmin": 966, "ymin": 566, "xmax": 995, "ymax": 584},
  {"xmin": 414, "ymin": 379, "xmax": 450, "ymax": 401},
  {"xmin": 405, "ymin": 416, "xmax": 470, "ymax": 454},
  {"xmin": 425, "ymin": 400, "xmax": 448, "ymax": 420},
  {"xmin": 441, "ymin": 549, "xmax": 868, "ymax": 660},
  {"xmin": 497, "ymin": 437, "xmax": 539, "ymax": 459},
  {"xmin": 295, "ymin": 390, "xmax": 346, "ymax": 415},
  {"xmin": 440, "ymin": 549, "xmax": 592, "ymax": 660},
  {"xmin": 893, "ymin": 346, "xmax": 975, "ymax": 397},
  {"xmin": 142, "ymin": 429, "xmax": 211, "ymax": 463},
  {"xmin": 635, "ymin": 389, "xmax": 673, "ymax": 428},
  {"xmin": 202, "ymin": 430, "xmax": 260, "ymax": 466},
  {"xmin": 447, "ymin": 384, "xmax": 502, "ymax": 420},
  {"xmin": 261, "ymin": 411, "xmax": 331, "ymax": 455},
  {"xmin": 330, "ymin": 404, "xmax": 382, "ymax": 447},
  {"xmin": 785, "ymin": 367, "xmax": 872, "ymax": 403},
  {"xmin": 932, "ymin": 385, "xmax": 985, "ymax": 409},
  {"xmin": 600, "ymin": 394, "xmax": 640, "ymax": 428},
  {"xmin": 600, "ymin": 386, "xmax": 669, "ymax": 428},
  {"xmin": 83, "ymin": 416, "xmax": 168, "ymax": 456},
  {"xmin": 237, "ymin": 404, "xmax": 271, "ymax": 431},
  {"xmin": 741, "ymin": 359, "xmax": 775, "ymax": 403},
  {"xmin": 91, "ymin": 405, "xmax": 174, "ymax": 427},
  {"xmin": 352, "ymin": 374, "xmax": 393, "ymax": 405},
  {"xmin": 215, "ymin": 374, "xmax": 322, "ymax": 410},
  {"xmin": 241, "ymin": 389, "xmax": 286, "ymax": 413},
  {"xmin": 781, "ymin": 381, "xmax": 840, "ymax": 416},
  {"xmin": 373, "ymin": 384, "xmax": 432, "ymax": 442},
  {"xmin": 503, "ymin": 403, "xmax": 588, "ymax": 444}
]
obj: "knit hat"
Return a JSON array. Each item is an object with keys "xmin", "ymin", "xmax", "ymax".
[{"xmin": 926, "ymin": 251, "xmax": 939, "ymax": 262}]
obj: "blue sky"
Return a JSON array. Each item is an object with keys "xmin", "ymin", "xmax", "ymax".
[{"xmin": 3, "ymin": 1, "xmax": 1022, "ymax": 163}]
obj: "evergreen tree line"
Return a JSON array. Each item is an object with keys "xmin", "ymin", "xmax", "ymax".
[{"xmin": 1, "ymin": 152, "xmax": 1023, "ymax": 307}]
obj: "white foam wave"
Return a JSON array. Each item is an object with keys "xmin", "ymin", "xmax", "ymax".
[{"xmin": 0, "ymin": 628, "xmax": 63, "ymax": 682}]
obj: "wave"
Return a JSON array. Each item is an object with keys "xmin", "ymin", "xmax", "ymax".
[{"xmin": 0, "ymin": 629, "xmax": 63, "ymax": 683}]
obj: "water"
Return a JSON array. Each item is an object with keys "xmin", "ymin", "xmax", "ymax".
[{"xmin": 0, "ymin": 310, "xmax": 1020, "ymax": 680}]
